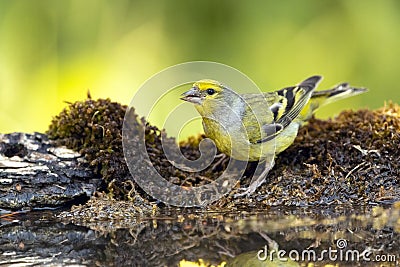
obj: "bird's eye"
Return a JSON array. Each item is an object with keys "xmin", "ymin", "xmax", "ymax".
[{"xmin": 206, "ymin": 88, "xmax": 215, "ymax": 95}]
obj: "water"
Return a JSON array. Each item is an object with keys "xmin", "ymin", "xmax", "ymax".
[{"xmin": 1, "ymin": 204, "xmax": 399, "ymax": 266}]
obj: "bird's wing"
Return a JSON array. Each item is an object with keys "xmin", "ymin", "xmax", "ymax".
[{"xmin": 255, "ymin": 75, "xmax": 322, "ymax": 144}]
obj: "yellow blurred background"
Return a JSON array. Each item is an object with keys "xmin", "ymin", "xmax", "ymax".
[{"xmin": 0, "ymin": 0, "xmax": 399, "ymax": 136}]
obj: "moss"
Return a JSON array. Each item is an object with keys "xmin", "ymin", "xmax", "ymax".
[
  {"xmin": 47, "ymin": 97, "xmax": 400, "ymax": 207},
  {"xmin": 255, "ymin": 102, "xmax": 400, "ymax": 206},
  {"xmin": 47, "ymin": 97, "xmax": 130, "ymax": 198},
  {"xmin": 46, "ymin": 97, "xmax": 226, "ymax": 200}
]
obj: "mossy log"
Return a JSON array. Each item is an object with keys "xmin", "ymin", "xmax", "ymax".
[
  {"xmin": 0, "ymin": 133, "xmax": 101, "ymax": 210},
  {"xmin": 45, "ymin": 98, "xmax": 400, "ymax": 207},
  {"xmin": 1, "ymin": 99, "xmax": 399, "ymax": 210}
]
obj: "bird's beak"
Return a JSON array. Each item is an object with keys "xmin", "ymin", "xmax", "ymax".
[{"xmin": 180, "ymin": 87, "xmax": 202, "ymax": 104}]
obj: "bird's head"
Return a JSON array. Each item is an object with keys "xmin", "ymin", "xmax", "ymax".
[
  {"xmin": 180, "ymin": 79, "xmax": 228, "ymax": 105},
  {"xmin": 181, "ymin": 79, "xmax": 242, "ymax": 119}
]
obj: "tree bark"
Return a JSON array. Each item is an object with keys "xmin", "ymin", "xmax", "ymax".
[{"xmin": 0, "ymin": 133, "xmax": 101, "ymax": 210}]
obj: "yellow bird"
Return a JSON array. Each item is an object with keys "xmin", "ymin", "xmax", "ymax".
[{"xmin": 181, "ymin": 76, "xmax": 366, "ymax": 196}]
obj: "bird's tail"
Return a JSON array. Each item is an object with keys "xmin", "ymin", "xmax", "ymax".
[{"xmin": 299, "ymin": 82, "xmax": 367, "ymax": 122}]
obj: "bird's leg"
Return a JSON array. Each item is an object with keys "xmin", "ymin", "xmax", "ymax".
[
  {"xmin": 211, "ymin": 153, "xmax": 229, "ymax": 171},
  {"xmin": 234, "ymin": 159, "xmax": 275, "ymax": 197}
]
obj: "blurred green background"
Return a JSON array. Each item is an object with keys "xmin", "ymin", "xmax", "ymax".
[{"xmin": 0, "ymin": 0, "xmax": 399, "ymax": 137}]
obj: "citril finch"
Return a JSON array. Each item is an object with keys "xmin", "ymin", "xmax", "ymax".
[{"xmin": 181, "ymin": 76, "xmax": 366, "ymax": 196}]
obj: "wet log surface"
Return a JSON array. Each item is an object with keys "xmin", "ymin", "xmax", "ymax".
[
  {"xmin": 0, "ymin": 211, "xmax": 108, "ymax": 266},
  {"xmin": 0, "ymin": 133, "xmax": 101, "ymax": 210},
  {"xmin": 0, "ymin": 205, "xmax": 399, "ymax": 266}
]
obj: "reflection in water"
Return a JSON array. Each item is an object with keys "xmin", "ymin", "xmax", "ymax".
[{"xmin": 0, "ymin": 205, "xmax": 399, "ymax": 266}]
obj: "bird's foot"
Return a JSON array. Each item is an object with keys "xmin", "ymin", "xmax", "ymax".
[
  {"xmin": 233, "ymin": 185, "xmax": 258, "ymax": 198},
  {"xmin": 233, "ymin": 159, "xmax": 275, "ymax": 198}
]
